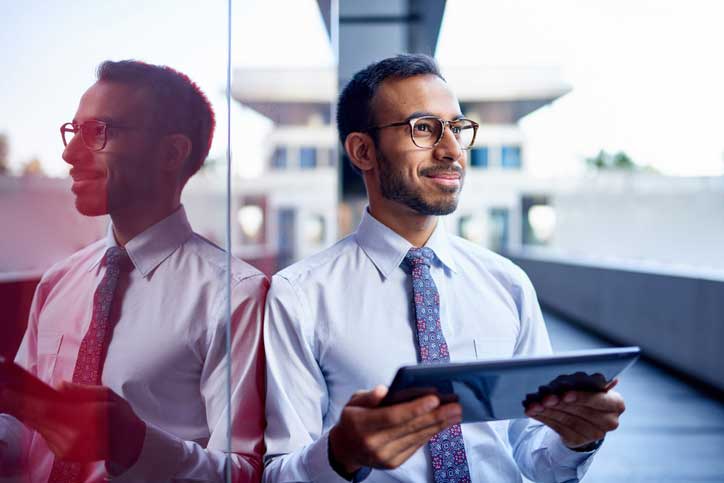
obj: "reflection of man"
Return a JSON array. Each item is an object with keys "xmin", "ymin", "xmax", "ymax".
[
  {"xmin": 263, "ymin": 54, "xmax": 625, "ymax": 482},
  {"xmin": 0, "ymin": 61, "xmax": 266, "ymax": 482}
]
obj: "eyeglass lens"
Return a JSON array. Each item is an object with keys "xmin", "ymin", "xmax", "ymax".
[
  {"xmin": 411, "ymin": 117, "xmax": 476, "ymax": 149},
  {"xmin": 61, "ymin": 121, "xmax": 107, "ymax": 151}
]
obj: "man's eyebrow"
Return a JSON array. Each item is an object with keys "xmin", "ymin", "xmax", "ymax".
[
  {"xmin": 405, "ymin": 111, "xmax": 435, "ymax": 120},
  {"xmin": 72, "ymin": 116, "xmax": 114, "ymax": 125},
  {"xmin": 405, "ymin": 111, "xmax": 465, "ymax": 121}
]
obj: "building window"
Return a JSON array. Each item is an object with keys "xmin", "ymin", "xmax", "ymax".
[
  {"xmin": 271, "ymin": 147, "xmax": 287, "ymax": 169},
  {"xmin": 458, "ymin": 215, "xmax": 484, "ymax": 244},
  {"xmin": 488, "ymin": 208, "xmax": 509, "ymax": 253},
  {"xmin": 470, "ymin": 147, "xmax": 488, "ymax": 168},
  {"xmin": 300, "ymin": 147, "xmax": 317, "ymax": 169},
  {"xmin": 303, "ymin": 214, "xmax": 326, "ymax": 246},
  {"xmin": 501, "ymin": 145, "xmax": 522, "ymax": 169}
]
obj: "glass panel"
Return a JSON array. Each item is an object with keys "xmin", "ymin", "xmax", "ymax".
[
  {"xmin": 1, "ymin": 2, "xmax": 238, "ymax": 480},
  {"xmin": 233, "ymin": 0, "xmax": 337, "ymax": 272}
]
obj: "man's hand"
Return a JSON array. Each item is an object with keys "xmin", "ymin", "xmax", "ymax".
[
  {"xmin": 0, "ymin": 382, "xmax": 146, "ymax": 469},
  {"xmin": 524, "ymin": 379, "xmax": 625, "ymax": 450},
  {"xmin": 329, "ymin": 385, "xmax": 462, "ymax": 475}
]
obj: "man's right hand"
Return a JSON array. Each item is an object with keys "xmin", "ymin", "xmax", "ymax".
[{"xmin": 328, "ymin": 385, "xmax": 462, "ymax": 475}]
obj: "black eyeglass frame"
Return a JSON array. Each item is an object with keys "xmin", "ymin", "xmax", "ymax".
[
  {"xmin": 60, "ymin": 120, "xmax": 138, "ymax": 152},
  {"xmin": 368, "ymin": 116, "xmax": 479, "ymax": 150}
]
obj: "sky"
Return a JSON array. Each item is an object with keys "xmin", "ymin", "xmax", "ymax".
[{"xmin": 1, "ymin": 0, "xmax": 722, "ymax": 178}]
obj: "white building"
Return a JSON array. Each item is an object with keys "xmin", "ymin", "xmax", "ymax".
[{"xmin": 231, "ymin": 63, "xmax": 570, "ymax": 269}]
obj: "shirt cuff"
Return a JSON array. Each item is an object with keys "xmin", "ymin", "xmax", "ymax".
[
  {"xmin": 546, "ymin": 431, "xmax": 598, "ymax": 480},
  {"xmin": 304, "ymin": 431, "xmax": 372, "ymax": 483},
  {"xmin": 0, "ymin": 414, "xmax": 30, "ymax": 477},
  {"xmin": 108, "ymin": 423, "xmax": 183, "ymax": 482}
]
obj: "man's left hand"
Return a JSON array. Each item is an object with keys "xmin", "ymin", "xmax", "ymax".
[
  {"xmin": 0, "ymin": 382, "xmax": 146, "ymax": 469},
  {"xmin": 524, "ymin": 380, "xmax": 625, "ymax": 450}
]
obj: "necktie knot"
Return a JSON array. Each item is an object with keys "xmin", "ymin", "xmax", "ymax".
[
  {"xmin": 104, "ymin": 246, "xmax": 131, "ymax": 272},
  {"xmin": 405, "ymin": 247, "xmax": 435, "ymax": 268}
]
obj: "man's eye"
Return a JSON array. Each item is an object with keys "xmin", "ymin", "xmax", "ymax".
[
  {"xmin": 415, "ymin": 123, "xmax": 433, "ymax": 132},
  {"xmin": 451, "ymin": 126, "xmax": 462, "ymax": 134}
]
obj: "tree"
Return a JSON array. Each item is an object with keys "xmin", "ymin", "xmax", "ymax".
[
  {"xmin": 21, "ymin": 157, "xmax": 45, "ymax": 177},
  {"xmin": 585, "ymin": 149, "xmax": 644, "ymax": 172}
]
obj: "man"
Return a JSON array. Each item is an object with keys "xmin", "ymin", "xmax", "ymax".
[
  {"xmin": 263, "ymin": 54, "xmax": 625, "ymax": 482},
  {"xmin": 0, "ymin": 61, "xmax": 266, "ymax": 482}
]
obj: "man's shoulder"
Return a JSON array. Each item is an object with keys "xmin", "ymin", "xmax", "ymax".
[
  {"xmin": 448, "ymin": 234, "xmax": 531, "ymax": 287},
  {"xmin": 184, "ymin": 233, "xmax": 266, "ymax": 284},
  {"xmin": 38, "ymin": 238, "xmax": 106, "ymax": 287},
  {"xmin": 273, "ymin": 234, "xmax": 357, "ymax": 286}
]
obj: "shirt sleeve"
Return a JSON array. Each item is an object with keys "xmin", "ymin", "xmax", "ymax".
[
  {"xmin": 112, "ymin": 274, "xmax": 268, "ymax": 483},
  {"xmin": 506, "ymin": 266, "xmax": 598, "ymax": 483},
  {"xmin": 262, "ymin": 275, "xmax": 351, "ymax": 483},
  {"xmin": 3, "ymin": 275, "xmax": 48, "ymax": 477}
]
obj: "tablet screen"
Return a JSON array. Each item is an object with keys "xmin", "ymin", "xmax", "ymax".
[{"xmin": 382, "ymin": 347, "xmax": 640, "ymax": 422}]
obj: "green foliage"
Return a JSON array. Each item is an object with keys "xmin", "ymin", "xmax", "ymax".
[{"xmin": 585, "ymin": 149, "xmax": 656, "ymax": 173}]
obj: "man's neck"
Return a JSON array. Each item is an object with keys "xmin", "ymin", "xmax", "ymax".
[
  {"xmin": 368, "ymin": 202, "xmax": 437, "ymax": 248},
  {"xmin": 110, "ymin": 202, "xmax": 181, "ymax": 246}
]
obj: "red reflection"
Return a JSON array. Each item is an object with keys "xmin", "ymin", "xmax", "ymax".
[{"xmin": 1, "ymin": 60, "xmax": 265, "ymax": 483}]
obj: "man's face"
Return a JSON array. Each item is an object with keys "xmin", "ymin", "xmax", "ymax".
[
  {"xmin": 62, "ymin": 81, "xmax": 162, "ymax": 216},
  {"xmin": 370, "ymin": 74, "xmax": 466, "ymax": 216}
]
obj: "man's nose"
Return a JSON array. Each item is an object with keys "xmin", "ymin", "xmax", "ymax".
[
  {"xmin": 433, "ymin": 124, "xmax": 464, "ymax": 162},
  {"xmin": 61, "ymin": 133, "xmax": 88, "ymax": 166}
]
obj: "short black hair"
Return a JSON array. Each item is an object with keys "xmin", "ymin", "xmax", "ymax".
[
  {"xmin": 336, "ymin": 53, "xmax": 444, "ymax": 147},
  {"xmin": 96, "ymin": 60, "xmax": 215, "ymax": 181}
]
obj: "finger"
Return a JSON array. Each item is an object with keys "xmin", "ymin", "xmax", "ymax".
[
  {"xmin": 552, "ymin": 403, "xmax": 620, "ymax": 433},
  {"xmin": 57, "ymin": 382, "xmax": 113, "ymax": 403},
  {"xmin": 605, "ymin": 379, "xmax": 619, "ymax": 391},
  {"xmin": 532, "ymin": 414, "xmax": 590, "ymax": 448},
  {"xmin": 0, "ymin": 388, "xmax": 51, "ymax": 425},
  {"xmin": 536, "ymin": 407, "xmax": 607, "ymax": 443},
  {"xmin": 348, "ymin": 385, "xmax": 388, "ymax": 408},
  {"xmin": 388, "ymin": 409, "xmax": 461, "ymax": 455},
  {"xmin": 372, "ymin": 402, "xmax": 461, "ymax": 445},
  {"xmin": 360, "ymin": 394, "xmax": 442, "ymax": 431},
  {"xmin": 560, "ymin": 390, "xmax": 626, "ymax": 413},
  {"xmin": 372, "ymin": 411, "xmax": 461, "ymax": 469}
]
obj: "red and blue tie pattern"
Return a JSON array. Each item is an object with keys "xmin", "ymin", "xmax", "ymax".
[
  {"xmin": 406, "ymin": 247, "xmax": 472, "ymax": 483},
  {"xmin": 47, "ymin": 246, "xmax": 129, "ymax": 483}
]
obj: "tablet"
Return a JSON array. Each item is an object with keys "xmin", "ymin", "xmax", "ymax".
[
  {"xmin": 381, "ymin": 347, "xmax": 640, "ymax": 423},
  {"xmin": 0, "ymin": 355, "xmax": 60, "ymax": 402}
]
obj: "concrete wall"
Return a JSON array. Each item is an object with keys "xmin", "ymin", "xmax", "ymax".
[
  {"xmin": 509, "ymin": 252, "xmax": 724, "ymax": 392},
  {"xmin": 548, "ymin": 173, "xmax": 724, "ymax": 272}
]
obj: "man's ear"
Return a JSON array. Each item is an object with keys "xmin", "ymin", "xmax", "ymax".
[
  {"xmin": 160, "ymin": 134, "xmax": 193, "ymax": 173},
  {"xmin": 344, "ymin": 132, "xmax": 377, "ymax": 173}
]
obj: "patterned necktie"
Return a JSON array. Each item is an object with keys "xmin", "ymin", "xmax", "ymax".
[
  {"xmin": 405, "ymin": 247, "xmax": 472, "ymax": 483},
  {"xmin": 47, "ymin": 246, "xmax": 130, "ymax": 483}
]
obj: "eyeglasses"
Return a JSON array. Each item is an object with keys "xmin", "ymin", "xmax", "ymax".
[
  {"xmin": 60, "ymin": 120, "xmax": 136, "ymax": 151},
  {"xmin": 369, "ymin": 116, "xmax": 479, "ymax": 150}
]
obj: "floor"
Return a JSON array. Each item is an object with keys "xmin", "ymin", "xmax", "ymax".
[{"xmin": 543, "ymin": 310, "xmax": 724, "ymax": 483}]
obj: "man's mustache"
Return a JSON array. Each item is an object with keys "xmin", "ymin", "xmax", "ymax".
[{"xmin": 419, "ymin": 165, "xmax": 464, "ymax": 177}]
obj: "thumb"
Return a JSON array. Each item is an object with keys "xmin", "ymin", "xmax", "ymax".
[{"xmin": 347, "ymin": 385, "xmax": 388, "ymax": 408}]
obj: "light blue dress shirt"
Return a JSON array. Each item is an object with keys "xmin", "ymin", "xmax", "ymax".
[{"xmin": 263, "ymin": 210, "xmax": 597, "ymax": 483}]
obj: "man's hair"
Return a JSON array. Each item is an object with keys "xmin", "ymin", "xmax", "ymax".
[
  {"xmin": 96, "ymin": 60, "xmax": 215, "ymax": 181},
  {"xmin": 336, "ymin": 53, "xmax": 444, "ymax": 147}
]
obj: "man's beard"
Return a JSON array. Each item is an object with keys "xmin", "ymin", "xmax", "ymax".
[{"xmin": 376, "ymin": 148, "xmax": 463, "ymax": 216}]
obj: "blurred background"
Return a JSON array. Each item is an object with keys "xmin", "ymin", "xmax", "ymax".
[{"xmin": 2, "ymin": 1, "xmax": 723, "ymax": 481}]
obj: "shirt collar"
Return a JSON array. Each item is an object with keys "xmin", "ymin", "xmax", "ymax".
[
  {"xmin": 354, "ymin": 208, "xmax": 459, "ymax": 279},
  {"xmin": 87, "ymin": 205, "xmax": 193, "ymax": 277}
]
